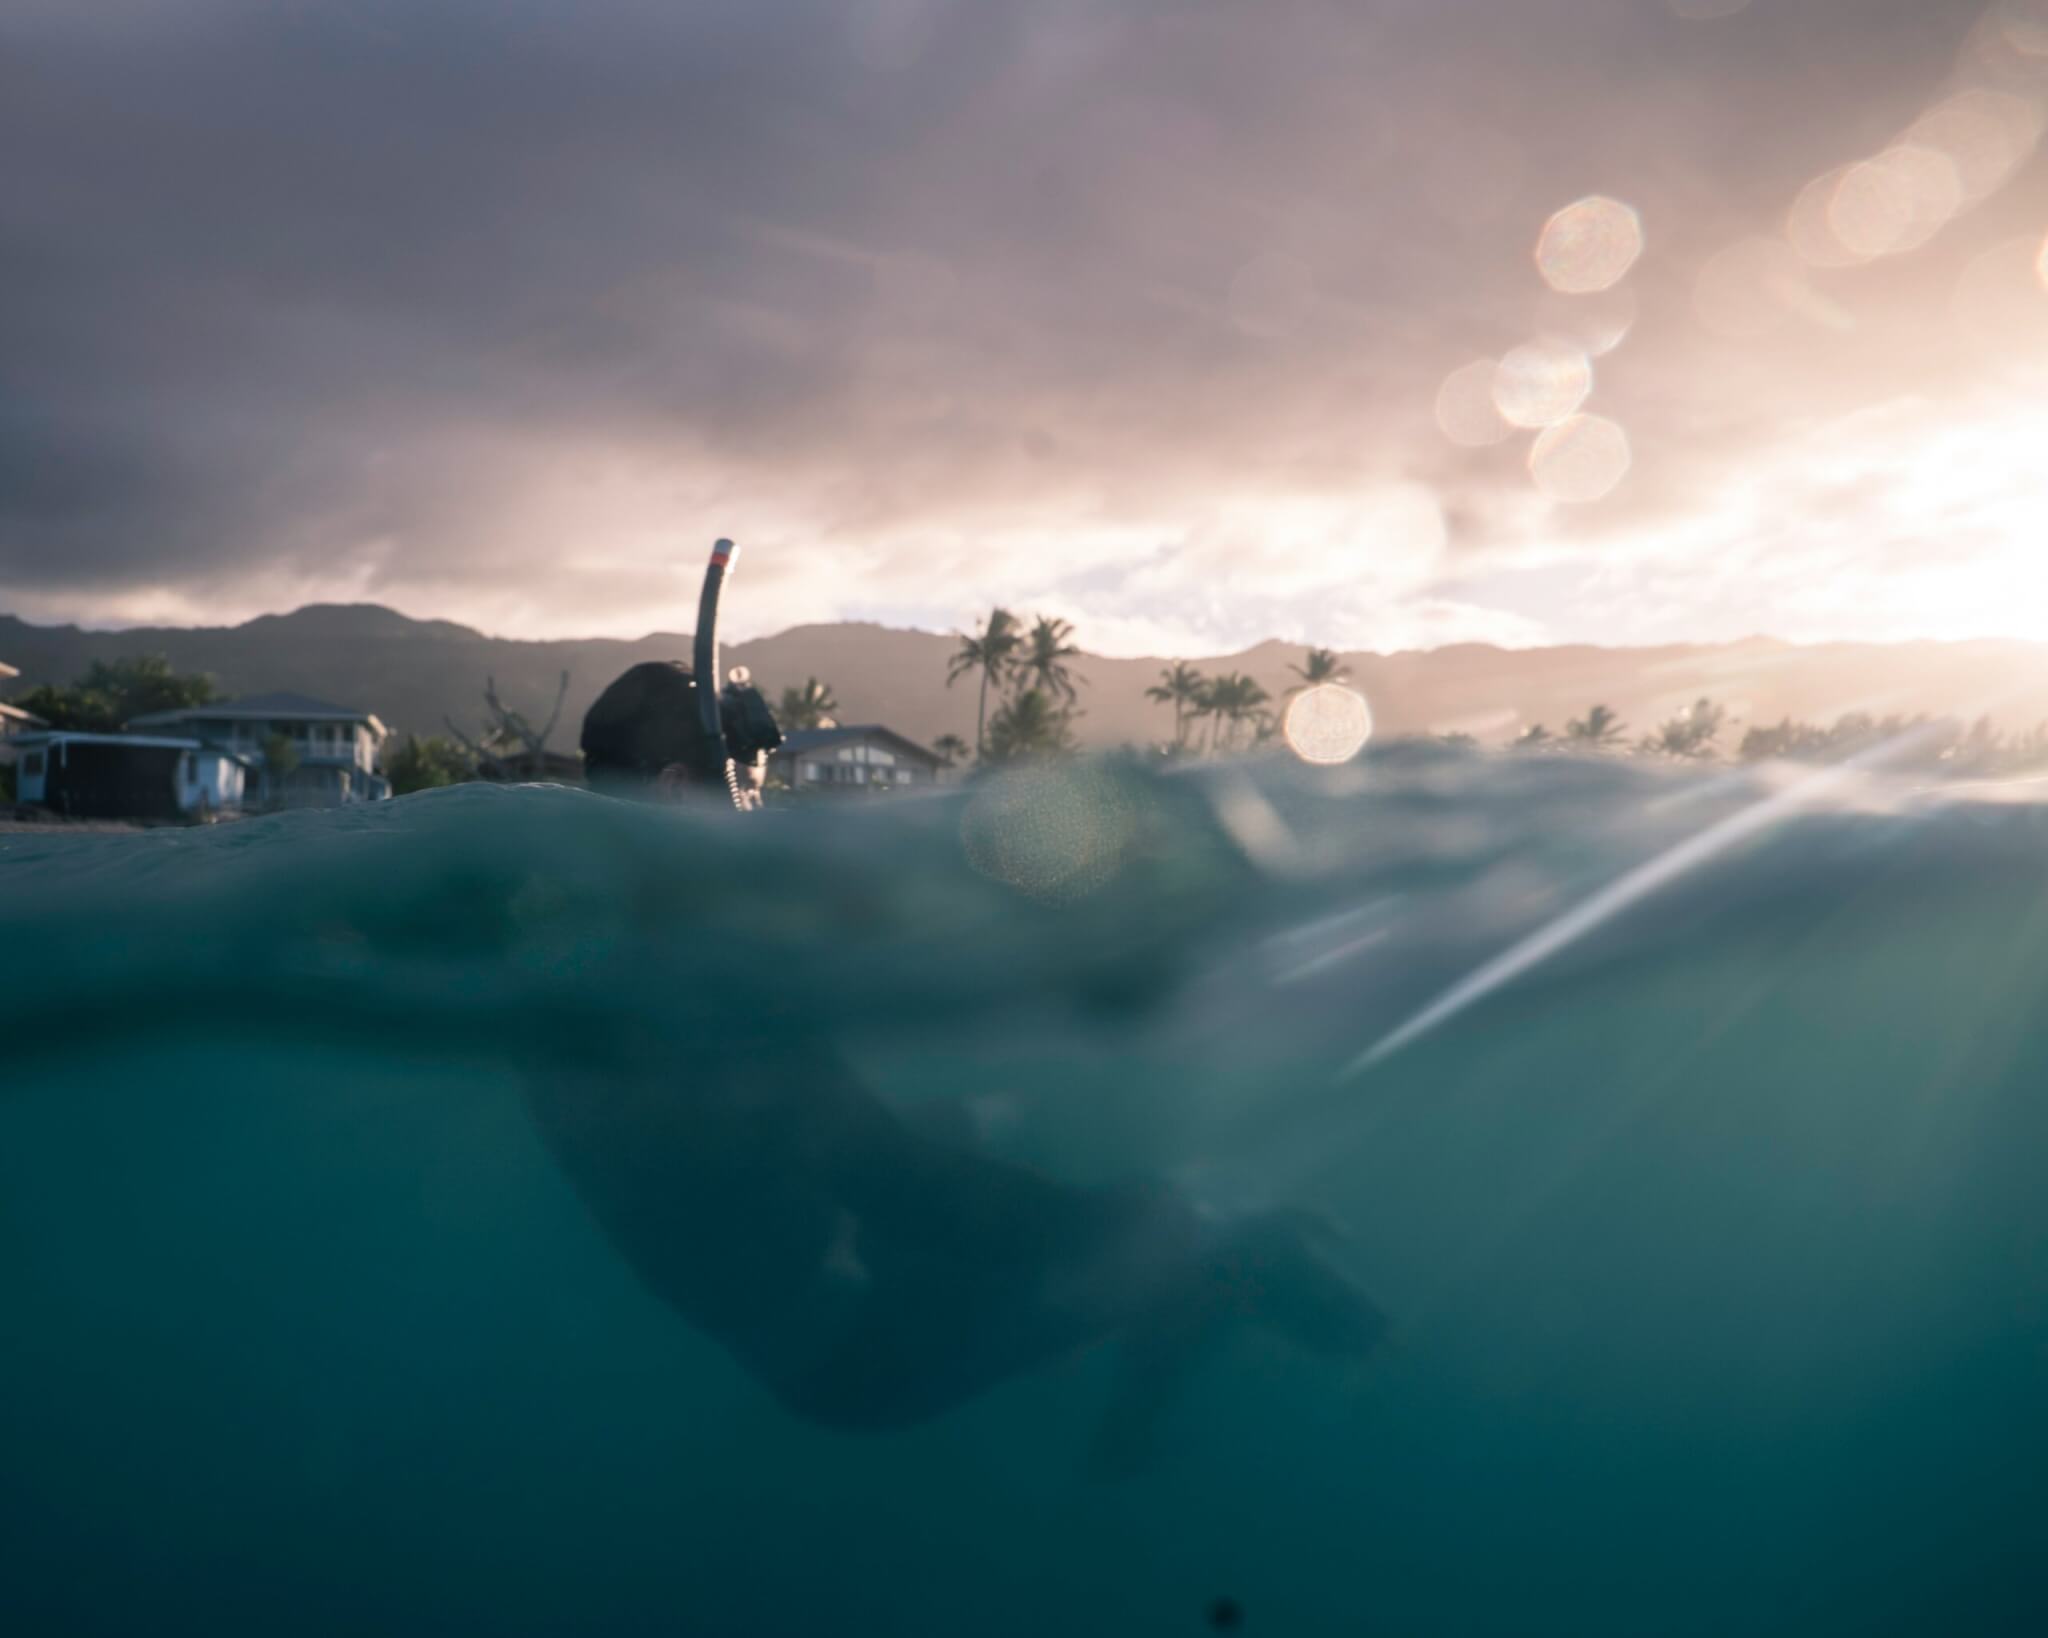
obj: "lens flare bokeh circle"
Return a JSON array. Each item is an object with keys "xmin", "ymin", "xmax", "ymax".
[
  {"xmin": 1529, "ymin": 413, "xmax": 1632, "ymax": 503},
  {"xmin": 1283, "ymin": 684, "xmax": 1374, "ymax": 765},
  {"xmin": 1493, "ymin": 341, "xmax": 1593, "ymax": 429},
  {"xmin": 1435, "ymin": 358, "xmax": 1513, "ymax": 446},
  {"xmin": 1535, "ymin": 196, "xmax": 1644, "ymax": 294}
]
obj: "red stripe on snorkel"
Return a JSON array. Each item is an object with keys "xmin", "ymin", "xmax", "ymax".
[{"xmin": 710, "ymin": 540, "xmax": 736, "ymax": 567}]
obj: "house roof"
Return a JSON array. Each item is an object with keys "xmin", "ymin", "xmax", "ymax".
[
  {"xmin": 131, "ymin": 691, "xmax": 388, "ymax": 738},
  {"xmin": 0, "ymin": 660, "xmax": 18, "ymax": 679},
  {"xmin": 1, "ymin": 700, "xmax": 44, "ymax": 726},
  {"xmin": 773, "ymin": 725, "xmax": 946, "ymax": 765},
  {"xmin": 8, "ymin": 731, "xmax": 211, "ymax": 751}
]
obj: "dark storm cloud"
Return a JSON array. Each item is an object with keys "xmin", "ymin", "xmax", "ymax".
[{"xmin": 0, "ymin": 0, "xmax": 2024, "ymax": 642}]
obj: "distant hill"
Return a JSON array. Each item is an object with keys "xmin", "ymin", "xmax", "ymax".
[{"xmin": 8, "ymin": 603, "xmax": 2048, "ymax": 756}]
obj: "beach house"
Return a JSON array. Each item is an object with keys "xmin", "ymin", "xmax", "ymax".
[
  {"xmin": 130, "ymin": 691, "xmax": 392, "ymax": 805},
  {"xmin": 769, "ymin": 725, "xmax": 947, "ymax": 792},
  {"xmin": 10, "ymin": 731, "xmax": 247, "ymax": 821}
]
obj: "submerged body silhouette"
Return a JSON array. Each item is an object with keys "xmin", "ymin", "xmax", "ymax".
[{"xmin": 523, "ymin": 1013, "xmax": 1386, "ymax": 1460}]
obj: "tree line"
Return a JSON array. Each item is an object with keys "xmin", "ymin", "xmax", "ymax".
[
  {"xmin": 1511, "ymin": 698, "xmax": 2048, "ymax": 775},
  {"xmin": 1142, "ymin": 647, "xmax": 1349, "ymax": 756},
  {"xmin": 18, "ymin": 649, "xmax": 2048, "ymax": 805},
  {"xmin": 942, "ymin": 613, "xmax": 1366, "ymax": 769}
]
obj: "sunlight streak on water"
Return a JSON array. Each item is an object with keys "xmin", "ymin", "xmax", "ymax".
[{"xmin": 1342, "ymin": 725, "xmax": 1959, "ymax": 1077}]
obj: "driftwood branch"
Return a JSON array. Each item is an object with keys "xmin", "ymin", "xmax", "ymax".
[
  {"xmin": 477, "ymin": 671, "xmax": 570, "ymax": 759},
  {"xmin": 532, "ymin": 670, "xmax": 570, "ymax": 751},
  {"xmin": 441, "ymin": 717, "xmax": 491, "ymax": 765}
]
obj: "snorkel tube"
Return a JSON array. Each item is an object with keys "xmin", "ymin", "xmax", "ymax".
[{"xmin": 694, "ymin": 537, "xmax": 745, "ymax": 809}]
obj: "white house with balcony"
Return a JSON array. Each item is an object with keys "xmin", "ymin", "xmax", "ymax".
[{"xmin": 130, "ymin": 691, "xmax": 391, "ymax": 806}]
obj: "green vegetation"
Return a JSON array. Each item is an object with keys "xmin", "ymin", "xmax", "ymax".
[
  {"xmin": 261, "ymin": 733, "xmax": 301, "ymax": 802},
  {"xmin": 1641, "ymin": 698, "xmax": 1725, "ymax": 760},
  {"xmin": 386, "ymin": 734, "xmax": 477, "ymax": 795},
  {"xmin": 1735, "ymin": 711, "xmax": 2048, "ymax": 777},
  {"xmin": 1146, "ymin": 647, "xmax": 1340, "ymax": 759},
  {"xmin": 947, "ymin": 608, "xmax": 1026, "ymax": 758},
  {"xmin": 932, "ymin": 734, "xmax": 970, "ymax": 766},
  {"xmin": 948, "ymin": 608, "xmax": 1085, "ymax": 767},
  {"xmin": 1018, "ymin": 616, "xmax": 1082, "ymax": 704},
  {"xmin": 778, "ymin": 677, "xmax": 840, "ymax": 731},
  {"xmin": 1514, "ymin": 698, "xmax": 2048, "ymax": 780},
  {"xmin": 1196, "ymin": 672, "xmax": 1273, "ymax": 754},
  {"xmin": 1146, "ymin": 662, "xmax": 1207, "ymax": 752},
  {"xmin": 986, "ymin": 687, "xmax": 1076, "ymax": 763},
  {"xmin": 1288, "ymin": 646, "xmax": 1348, "ymax": 691},
  {"xmin": 11, "ymin": 654, "xmax": 219, "ymax": 733},
  {"xmin": 1565, "ymin": 703, "xmax": 1627, "ymax": 749}
]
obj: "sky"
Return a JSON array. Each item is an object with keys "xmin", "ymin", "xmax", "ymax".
[{"xmin": 6, "ymin": 0, "xmax": 2048, "ymax": 656}]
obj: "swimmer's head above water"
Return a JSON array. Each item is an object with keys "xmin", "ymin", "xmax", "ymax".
[{"xmin": 580, "ymin": 539, "xmax": 783, "ymax": 807}]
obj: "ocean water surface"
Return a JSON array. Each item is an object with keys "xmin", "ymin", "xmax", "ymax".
[{"xmin": 3, "ymin": 749, "xmax": 2045, "ymax": 1635}]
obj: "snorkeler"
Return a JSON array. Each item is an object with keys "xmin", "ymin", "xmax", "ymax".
[{"xmin": 526, "ymin": 542, "xmax": 1389, "ymax": 1467}]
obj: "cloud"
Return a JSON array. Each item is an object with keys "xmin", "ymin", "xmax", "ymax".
[{"xmin": 2, "ymin": 0, "xmax": 2040, "ymax": 653}]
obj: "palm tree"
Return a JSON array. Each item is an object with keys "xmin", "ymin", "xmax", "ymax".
[
  {"xmin": 933, "ymin": 733, "xmax": 970, "ymax": 767},
  {"xmin": 1231, "ymin": 676, "xmax": 1274, "ymax": 751},
  {"xmin": 777, "ymin": 676, "xmax": 839, "ymax": 732},
  {"xmin": 1513, "ymin": 723, "xmax": 1552, "ymax": 750},
  {"xmin": 1288, "ymin": 646, "xmax": 1348, "ymax": 694},
  {"xmin": 947, "ymin": 608, "xmax": 1024, "ymax": 757},
  {"xmin": 1204, "ymin": 672, "xmax": 1272, "ymax": 754},
  {"xmin": 1019, "ymin": 615, "xmax": 1084, "ymax": 704},
  {"xmin": 1145, "ymin": 661, "xmax": 1207, "ymax": 750},
  {"xmin": 1566, "ymin": 703, "xmax": 1626, "ymax": 749},
  {"xmin": 1643, "ymin": 698, "xmax": 1725, "ymax": 759},
  {"xmin": 1190, "ymin": 676, "xmax": 1224, "ymax": 754},
  {"xmin": 985, "ymin": 687, "xmax": 1077, "ymax": 763}
]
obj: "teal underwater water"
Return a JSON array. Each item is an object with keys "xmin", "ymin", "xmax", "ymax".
[{"xmin": 3, "ymin": 750, "xmax": 2045, "ymax": 1636}]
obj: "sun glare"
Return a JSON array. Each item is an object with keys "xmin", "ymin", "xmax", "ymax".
[{"xmin": 1283, "ymin": 684, "xmax": 1374, "ymax": 765}]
